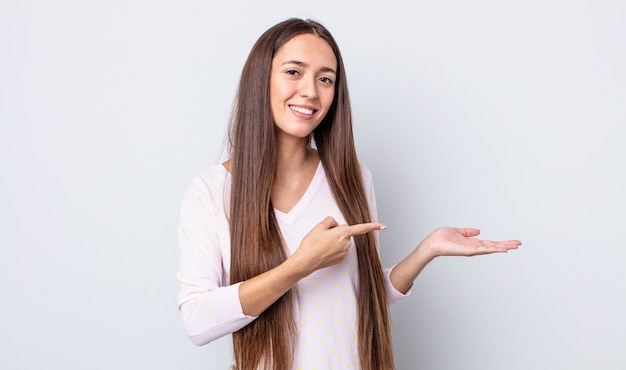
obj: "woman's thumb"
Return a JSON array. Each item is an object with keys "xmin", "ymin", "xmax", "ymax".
[{"xmin": 320, "ymin": 216, "xmax": 339, "ymax": 229}]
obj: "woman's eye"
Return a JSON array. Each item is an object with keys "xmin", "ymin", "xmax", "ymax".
[
  {"xmin": 319, "ymin": 77, "xmax": 333, "ymax": 85},
  {"xmin": 286, "ymin": 70, "xmax": 299, "ymax": 76}
]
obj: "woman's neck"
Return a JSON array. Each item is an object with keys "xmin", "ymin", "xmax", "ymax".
[
  {"xmin": 271, "ymin": 139, "xmax": 320, "ymax": 213},
  {"xmin": 274, "ymin": 135, "xmax": 318, "ymax": 175},
  {"xmin": 276, "ymin": 147, "xmax": 318, "ymax": 180}
]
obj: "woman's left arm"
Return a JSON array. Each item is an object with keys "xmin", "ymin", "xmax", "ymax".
[{"xmin": 389, "ymin": 227, "xmax": 522, "ymax": 294}]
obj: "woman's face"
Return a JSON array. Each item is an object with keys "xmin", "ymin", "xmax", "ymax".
[{"xmin": 269, "ymin": 33, "xmax": 337, "ymax": 142}]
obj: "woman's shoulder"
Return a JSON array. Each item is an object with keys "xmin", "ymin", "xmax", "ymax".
[
  {"xmin": 194, "ymin": 162, "xmax": 230, "ymax": 181},
  {"xmin": 185, "ymin": 162, "xmax": 231, "ymax": 195}
]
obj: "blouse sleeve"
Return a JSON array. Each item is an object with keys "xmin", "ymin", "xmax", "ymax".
[
  {"xmin": 361, "ymin": 165, "xmax": 413, "ymax": 305},
  {"xmin": 176, "ymin": 172, "xmax": 257, "ymax": 345}
]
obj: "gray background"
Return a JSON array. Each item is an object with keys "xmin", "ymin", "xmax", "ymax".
[{"xmin": 1, "ymin": 0, "xmax": 624, "ymax": 369}]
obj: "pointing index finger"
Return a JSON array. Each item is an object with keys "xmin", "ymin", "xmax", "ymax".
[{"xmin": 346, "ymin": 222, "xmax": 388, "ymax": 236}]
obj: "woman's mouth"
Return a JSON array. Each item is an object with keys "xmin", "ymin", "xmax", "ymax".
[{"xmin": 289, "ymin": 105, "xmax": 316, "ymax": 115}]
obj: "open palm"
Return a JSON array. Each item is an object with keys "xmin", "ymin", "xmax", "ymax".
[{"xmin": 427, "ymin": 227, "xmax": 521, "ymax": 258}]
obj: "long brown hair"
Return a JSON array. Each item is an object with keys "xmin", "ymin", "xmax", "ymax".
[{"xmin": 228, "ymin": 18, "xmax": 394, "ymax": 370}]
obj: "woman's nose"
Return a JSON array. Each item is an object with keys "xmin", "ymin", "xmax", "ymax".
[{"xmin": 298, "ymin": 75, "xmax": 318, "ymax": 99}]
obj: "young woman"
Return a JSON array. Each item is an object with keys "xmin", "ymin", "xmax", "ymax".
[{"xmin": 177, "ymin": 18, "xmax": 521, "ymax": 370}]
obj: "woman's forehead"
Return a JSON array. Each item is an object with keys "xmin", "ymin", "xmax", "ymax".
[{"xmin": 274, "ymin": 34, "xmax": 337, "ymax": 70}]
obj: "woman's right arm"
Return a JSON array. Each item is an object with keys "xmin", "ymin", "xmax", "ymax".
[
  {"xmin": 177, "ymin": 174, "xmax": 257, "ymax": 346},
  {"xmin": 235, "ymin": 219, "xmax": 341, "ymax": 317},
  {"xmin": 238, "ymin": 217, "xmax": 385, "ymax": 316}
]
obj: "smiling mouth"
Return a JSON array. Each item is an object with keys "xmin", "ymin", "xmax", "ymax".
[{"xmin": 289, "ymin": 105, "xmax": 316, "ymax": 115}]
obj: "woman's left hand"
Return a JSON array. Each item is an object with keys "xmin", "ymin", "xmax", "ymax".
[
  {"xmin": 389, "ymin": 227, "xmax": 521, "ymax": 294},
  {"xmin": 424, "ymin": 227, "xmax": 521, "ymax": 259}
]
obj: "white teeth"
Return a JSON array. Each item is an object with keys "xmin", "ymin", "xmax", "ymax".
[{"xmin": 290, "ymin": 105, "xmax": 314, "ymax": 115}]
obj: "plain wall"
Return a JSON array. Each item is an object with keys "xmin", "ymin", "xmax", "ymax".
[{"xmin": 1, "ymin": 0, "xmax": 624, "ymax": 369}]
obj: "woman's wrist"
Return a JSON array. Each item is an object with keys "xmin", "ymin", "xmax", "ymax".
[
  {"xmin": 284, "ymin": 253, "xmax": 314, "ymax": 282},
  {"xmin": 416, "ymin": 233, "xmax": 438, "ymax": 261}
]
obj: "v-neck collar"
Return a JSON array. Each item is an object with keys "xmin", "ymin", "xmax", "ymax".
[{"xmin": 274, "ymin": 161, "xmax": 325, "ymax": 226}]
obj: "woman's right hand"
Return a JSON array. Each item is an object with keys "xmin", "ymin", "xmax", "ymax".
[
  {"xmin": 291, "ymin": 216, "xmax": 387, "ymax": 275},
  {"xmin": 239, "ymin": 216, "xmax": 385, "ymax": 316}
]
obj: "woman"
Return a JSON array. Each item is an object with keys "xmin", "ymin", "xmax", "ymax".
[{"xmin": 177, "ymin": 18, "xmax": 521, "ymax": 370}]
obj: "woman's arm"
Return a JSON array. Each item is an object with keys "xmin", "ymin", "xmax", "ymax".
[{"xmin": 177, "ymin": 174, "xmax": 255, "ymax": 345}]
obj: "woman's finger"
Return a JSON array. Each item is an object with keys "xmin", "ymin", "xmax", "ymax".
[{"xmin": 345, "ymin": 222, "xmax": 387, "ymax": 237}]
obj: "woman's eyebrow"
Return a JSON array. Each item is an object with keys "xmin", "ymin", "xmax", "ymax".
[{"xmin": 282, "ymin": 60, "xmax": 337, "ymax": 74}]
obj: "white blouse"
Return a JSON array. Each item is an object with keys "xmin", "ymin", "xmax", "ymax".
[{"xmin": 177, "ymin": 162, "xmax": 409, "ymax": 369}]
